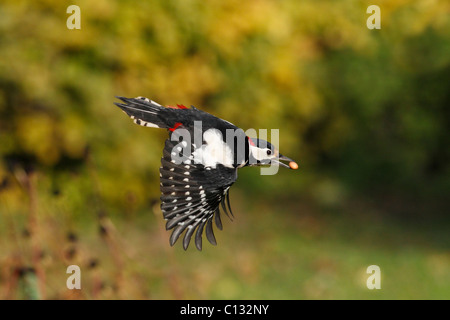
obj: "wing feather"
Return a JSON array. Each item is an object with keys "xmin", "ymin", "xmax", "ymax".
[{"xmin": 160, "ymin": 138, "xmax": 237, "ymax": 250}]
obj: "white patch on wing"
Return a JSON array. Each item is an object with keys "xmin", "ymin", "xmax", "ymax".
[{"xmin": 192, "ymin": 129, "xmax": 234, "ymax": 168}]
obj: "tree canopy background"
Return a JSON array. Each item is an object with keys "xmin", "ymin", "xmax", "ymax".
[{"xmin": 0, "ymin": 0, "xmax": 449, "ymax": 299}]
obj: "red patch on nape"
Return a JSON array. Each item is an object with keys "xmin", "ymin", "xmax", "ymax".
[
  {"xmin": 247, "ymin": 137, "xmax": 256, "ymax": 146},
  {"xmin": 169, "ymin": 122, "xmax": 183, "ymax": 132}
]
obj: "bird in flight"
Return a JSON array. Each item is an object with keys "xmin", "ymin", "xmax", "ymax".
[{"xmin": 114, "ymin": 96, "xmax": 298, "ymax": 250}]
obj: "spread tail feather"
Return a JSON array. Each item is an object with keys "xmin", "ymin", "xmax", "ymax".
[{"xmin": 114, "ymin": 96, "xmax": 170, "ymax": 129}]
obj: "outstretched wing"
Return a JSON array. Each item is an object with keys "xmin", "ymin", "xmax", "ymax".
[{"xmin": 160, "ymin": 138, "xmax": 237, "ymax": 250}]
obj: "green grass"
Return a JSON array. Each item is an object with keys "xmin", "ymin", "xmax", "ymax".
[{"xmin": 1, "ymin": 177, "xmax": 449, "ymax": 300}]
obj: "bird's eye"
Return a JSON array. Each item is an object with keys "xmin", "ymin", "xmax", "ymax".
[{"xmin": 266, "ymin": 149, "xmax": 272, "ymax": 156}]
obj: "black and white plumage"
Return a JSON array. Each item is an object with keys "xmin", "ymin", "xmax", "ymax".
[{"xmin": 114, "ymin": 96, "xmax": 298, "ymax": 250}]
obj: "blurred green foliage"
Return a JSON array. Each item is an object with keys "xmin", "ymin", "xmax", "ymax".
[{"xmin": 0, "ymin": 0, "xmax": 449, "ymax": 299}]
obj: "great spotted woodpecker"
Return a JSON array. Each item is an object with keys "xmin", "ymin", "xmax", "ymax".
[{"xmin": 114, "ymin": 96, "xmax": 298, "ymax": 250}]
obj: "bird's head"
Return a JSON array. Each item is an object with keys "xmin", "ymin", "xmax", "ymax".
[{"xmin": 247, "ymin": 138, "xmax": 298, "ymax": 170}]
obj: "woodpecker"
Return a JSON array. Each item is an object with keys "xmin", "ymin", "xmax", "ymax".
[{"xmin": 114, "ymin": 96, "xmax": 298, "ymax": 250}]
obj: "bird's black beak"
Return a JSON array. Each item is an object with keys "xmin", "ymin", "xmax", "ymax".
[{"xmin": 273, "ymin": 154, "xmax": 299, "ymax": 170}]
